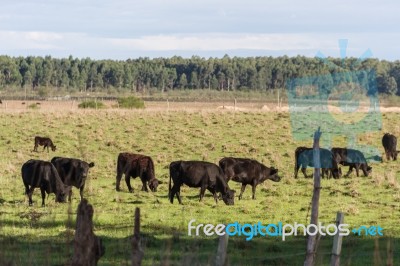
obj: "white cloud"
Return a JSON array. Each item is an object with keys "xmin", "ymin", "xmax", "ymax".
[{"xmin": 0, "ymin": 30, "xmax": 397, "ymax": 60}]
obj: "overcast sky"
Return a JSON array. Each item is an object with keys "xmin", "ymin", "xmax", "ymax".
[{"xmin": 0, "ymin": 0, "xmax": 398, "ymax": 60}]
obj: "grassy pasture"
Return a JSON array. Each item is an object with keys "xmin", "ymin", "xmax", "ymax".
[{"xmin": 0, "ymin": 107, "xmax": 399, "ymax": 265}]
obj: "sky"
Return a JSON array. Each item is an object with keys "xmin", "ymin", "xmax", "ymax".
[{"xmin": 0, "ymin": 0, "xmax": 399, "ymax": 60}]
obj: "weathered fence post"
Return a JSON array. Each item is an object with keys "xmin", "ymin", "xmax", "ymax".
[
  {"xmin": 215, "ymin": 233, "xmax": 229, "ymax": 266},
  {"xmin": 71, "ymin": 199, "xmax": 105, "ymax": 266},
  {"xmin": 330, "ymin": 212, "xmax": 344, "ymax": 266},
  {"xmin": 304, "ymin": 127, "xmax": 322, "ymax": 266},
  {"xmin": 132, "ymin": 207, "xmax": 143, "ymax": 266},
  {"xmin": 234, "ymin": 98, "xmax": 237, "ymax": 111}
]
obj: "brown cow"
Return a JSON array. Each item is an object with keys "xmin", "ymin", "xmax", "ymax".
[
  {"xmin": 115, "ymin": 152, "xmax": 161, "ymax": 192},
  {"xmin": 33, "ymin": 136, "xmax": 56, "ymax": 152}
]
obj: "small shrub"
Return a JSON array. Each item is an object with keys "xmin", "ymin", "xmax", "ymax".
[
  {"xmin": 117, "ymin": 96, "xmax": 145, "ymax": 109},
  {"xmin": 78, "ymin": 100, "xmax": 106, "ymax": 109},
  {"xmin": 27, "ymin": 103, "xmax": 40, "ymax": 109}
]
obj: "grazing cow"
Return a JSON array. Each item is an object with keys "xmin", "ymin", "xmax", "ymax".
[
  {"xmin": 382, "ymin": 133, "xmax": 398, "ymax": 161},
  {"xmin": 219, "ymin": 157, "xmax": 281, "ymax": 200},
  {"xmin": 115, "ymin": 152, "xmax": 160, "ymax": 193},
  {"xmin": 169, "ymin": 160, "xmax": 235, "ymax": 205},
  {"xmin": 21, "ymin": 159, "xmax": 71, "ymax": 206},
  {"xmin": 51, "ymin": 157, "xmax": 95, "ymax": 201},
  {"xmin": 294, "ymin": 147, "xmax": 341, "ymax": 179},
  {"xmin": 331, "ymin": 148, "xmax": 372, "ymax": 177},
  {"xmin": 33, "ymin": 136, "xmax": 56, "ymax": 152}
]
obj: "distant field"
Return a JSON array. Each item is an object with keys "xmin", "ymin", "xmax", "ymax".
[{"xmin": 0, "ymin": 105, "xmax": 399, "ymax": 265}]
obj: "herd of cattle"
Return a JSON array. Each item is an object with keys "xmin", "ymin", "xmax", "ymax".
[{"xmin": 21, "ymin": 133, "xmax": 398, "ymax": 206}]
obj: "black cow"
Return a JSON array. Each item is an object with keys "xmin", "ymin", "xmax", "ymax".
[
  {"xmin": 33, "ymin": 136, "xmax": 56, "ymax": 152},
  {"xmin": 382, "ymin": 133, "xmax": 398, "ymax": 161},
  {"xmin": 51, "ymin": 157, "xmax": 95, "ymax": 201},
  {"xmin": 169, "ymin": 160, "xmax": 235, "ymax": 205},
  {"xmin": 115, "ymin": 152, "xmax": 160, "ymax": 193},
  {"xmin": 219, "ymin": 157, "xmax": 281, "ymax": 200},
  {"xmin": 294, "ymin": 147, "xmax": 342, "ymax": 179},
  {"xmin": 331, "ymin": 148, "xmax": 372, "ymax": 177},
  {"xmin": 22, "ymin": 159, "xmax": 71, "ymax": 206}
]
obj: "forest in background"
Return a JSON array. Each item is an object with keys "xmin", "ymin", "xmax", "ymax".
[{"xmin": 0, "ymin": 55, "xmax": 399, "ymax": 97}]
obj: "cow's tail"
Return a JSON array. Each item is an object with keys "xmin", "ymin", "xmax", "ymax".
[{"xmin": 50, "ymin": 163, "xmax": 64, "ymax": 192}]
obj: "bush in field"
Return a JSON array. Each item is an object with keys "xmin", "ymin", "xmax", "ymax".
[
  {"xmin": 27, "ymin": 103, "xmax": 40, "ymax": 109},
  {"xmin": 78, "ymin": 100, "xmax": 106, "ymax": 109},
  {"xmin": 117, "ymin": 96, "xmax": 145, "ymax": 109}
]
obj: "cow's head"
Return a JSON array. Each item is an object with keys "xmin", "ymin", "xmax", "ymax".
[
  {"xmin": 79, "ymin": 162, "xmax": 95, "ymax": 179},
  {"xmin": 332, "ymin": 167, "xmax": 342, "ymax": 179},
  {"xmin": 222, "ymin": 189, "xmax": 235, "ymax": 205},
  {"xmin": 52, "ymin": 145, "xmax": 57, "ymax": 151},
  {"xmin": 148, "ymin": 179, "xmax": 160, "ymax": 192},
  {"xmin": 268, "ymin": 168, "xmax": 281, "ymax": 182},
  {"xmin": 56, "ymin": 185, "xmax": 71, "ymax": 203},
  {"xmin": 366, "ymin": 166, "xmax": 372, "ymax": 176}
]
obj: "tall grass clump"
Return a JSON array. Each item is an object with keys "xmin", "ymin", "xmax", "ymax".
[
  {"xmin": 117, "ymin": 96, "xmax": 145, "ymax": 109},
  {"xmin": 78, "ymin": 100, "xmax": 106, "ymax": 109}
]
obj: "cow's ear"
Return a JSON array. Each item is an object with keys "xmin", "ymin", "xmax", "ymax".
[
  {"xmin": 89, "ymin": 162, "xmax": 95, "ymax": 168},
  {"xmin": 271, "ymin": 168, "xmax": 278, "ymax": 174}
]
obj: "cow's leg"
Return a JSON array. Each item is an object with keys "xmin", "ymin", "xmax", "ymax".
[
  {"xmin": 33, "ymin": 143, "xmax": 38, "ymax": 152},
  {"xmin": 199, "ymin": 185, "xmax": 207, "ymax": 202},
  {"xmin": 116, "ymin": 171, "xmax": 123, "ymax": 191},
  {"xmin": 251, "ymin": 182, "xmax": 257, "ymax": 200},
  {"xmin": 79, "ymin": 185, "xmax": 84, "ymax": 201},
  {"xmin": 176, "ymin": 186, "xmax": 183, "ymax": 204},
  {"xmin": 385, "ymin": 149, "xmax": 390, "ymax": 161},
  {"xmin": 294, "ymin": 165, "xmax": 300, "ymax": 179},
  {"xmin": 346, "ymin": 166, "xmax": 353, "ymax": 176},
  {"xmin": 169, "ymin": 184, "xmax": 176, "ymax": 203},
  {"xmin": 301, "ymin": 167, "xmax": 308, "ymax": 178},
  {"xmin": 125, "ymin": 174, "xmax": 134, "ymax": 193},
  {"xmin": 40, "ymin": 188, "xmax": 46, "ymax": 207},
  {"xmin": 239, "ymin": 184, "xmax": 246, "ymax": 200},
  {"xmin": 141, "ymin": 178, "xmax": 149, "ymax": 192},
  {"xmin": 27, "ymin": 187, "xmax": 34, "ymax": 206},
  {"xmin": 355, "ymin": 165, "xmax": 360, "ymax": 177}
]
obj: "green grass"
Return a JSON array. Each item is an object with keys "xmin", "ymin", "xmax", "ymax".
[{"xmin": 0, "ymin": 109, "xmax": 399, "ymax": 265}]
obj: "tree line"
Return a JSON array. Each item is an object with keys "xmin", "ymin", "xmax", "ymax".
[{"xmin": 0, "ymin": 54, "xmax": 399, "ymax": 96}]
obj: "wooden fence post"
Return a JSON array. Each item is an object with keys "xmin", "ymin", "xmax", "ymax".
[
  {"xmin": 304, "ymin": 127, "xmax": 322, "ymax": 266},
  {"xmin": 234, "ymin": 98, "xmax": 237, "ymax": 111},
  {"xmin": 330, "ymin": 212, "xmax": 344, "ymax": 266},
  {"xmin": 215, "ymin": 233, "xmax": 229, "ymax": 266},
  {"xmin": 132, "ymin": 207, "xmax": 143, "ymax": 266},
  {"xmin": 71, "ymin": 199, "xmax": 105, "ymax": 266}
]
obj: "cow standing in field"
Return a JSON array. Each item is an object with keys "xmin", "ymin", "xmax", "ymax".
[
  {"xmin": 115, "ymin": 152, "xmax": 160, "ymax": 193},
  {"xmin": 331, "ymin": 148, "xmax": 372, "ymax": 177},
  {"xmin": 219, "ymin": 157, "xmax": 281, "ymax": 200},
  {"xmin": 382, "ymin": 133, "xmax": 398, "ymax": 161},
  {"xmin": 33, "ymin": 136, "xmax": 56, "ymax": 152},
  {"xmin": 21, "ymin": 159, "xmax": 71, "ymax": 206},
  {"xmin": 51, "ymin": 157, "xmax": 95, "ymax": 201},
  {"xmin": 294, "ymin": 147, "xmax": 341, "ymax": 179},
  {"xmin": 169, "ymin": 160, "xmax": 235, "ymax": 205}
]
